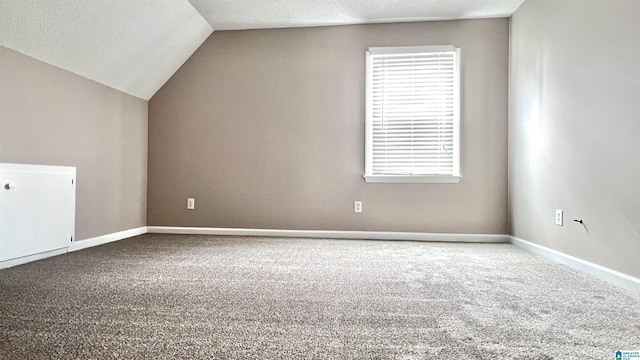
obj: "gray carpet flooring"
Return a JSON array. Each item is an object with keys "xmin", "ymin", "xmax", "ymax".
[{"xmin": 1, "ymin": 234, "xmax": 639, "ymax": 359}]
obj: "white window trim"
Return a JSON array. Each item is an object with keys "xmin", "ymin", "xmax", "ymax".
[
  {"xmin": 364, "ymin": 45, "xmax": 461, "ymax": 184},
  {"xmin": 364, "ymin": 175, "xmax": 461, "ymax": 184}
]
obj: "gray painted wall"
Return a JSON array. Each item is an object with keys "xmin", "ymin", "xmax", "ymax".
[
  {"xmin": 509, "ymin": 0, "xmax": 640, "ymax": 277},
  {"xmin": 0, "ymin": 46, "xmax": 148, "ymax": 241},
  {"xmin": 148, "ymin": 19, "xmax": 509, "ymax": 233}
]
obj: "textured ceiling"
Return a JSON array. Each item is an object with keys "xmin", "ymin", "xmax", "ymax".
[
  {"xmin": 0, "ymin": 0, "xmax": 213, "ymax": 100},
  {"xmin": 0, "ymin": 0, "xmax": 524, "ymax": 100},
  {"xmin": 189, "ymin": 0, "xmax": 526, "ymax": 30}
]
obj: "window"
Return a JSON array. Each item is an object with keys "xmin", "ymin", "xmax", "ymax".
[{"xmin": 364, "ymin": 46, "xmax": 461, "ymax": 183}]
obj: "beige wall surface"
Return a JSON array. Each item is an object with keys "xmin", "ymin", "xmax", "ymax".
[
  {"xmin": 509, "ymin": 0, "xmax": 640, "ymax": 277},
  {"xmin": 148, "ymin": 20, "xmax": 509, "ymax": 234},
  {"xmin": 0, "ymin": 46, "xmax": 148, "ymax": 241}
]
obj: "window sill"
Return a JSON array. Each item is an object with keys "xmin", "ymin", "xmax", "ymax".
[{"xmin": 363, "ymin": 175, "xmax": 461, "ymax": 184}]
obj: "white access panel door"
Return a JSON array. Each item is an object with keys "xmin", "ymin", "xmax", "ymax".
[{"xmin": 0, "ymin": 163, "xmax": 76, "ymax": 262}]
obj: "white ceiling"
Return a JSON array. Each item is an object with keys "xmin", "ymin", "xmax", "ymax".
[
  {"xmin": 0, "ymin": 0, "xmax": 213, "ymax": 100},
  {"xmin": 189, "ymin": 0, "xmax": 526, "ymax": 30},
  {"xmin": 0, "ymin": 0, "xmax": 525, "ymax": 100}
]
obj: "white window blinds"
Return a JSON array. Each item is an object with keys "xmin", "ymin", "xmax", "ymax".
[{"xmin": 365, "ymin": 46, "xmax": 460, "ymax": 183}]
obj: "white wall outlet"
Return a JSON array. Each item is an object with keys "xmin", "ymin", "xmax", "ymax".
[
  {"xmin": 555, "ymin": 209, "xmax": 563, "ymax": 226},
  {"xmin": 354, "ymin": 201, "xmax": 362, "ymax": 213},
  {"xmin": 187, "ymin": 198, "xmax": 195, "ymax": 210}
]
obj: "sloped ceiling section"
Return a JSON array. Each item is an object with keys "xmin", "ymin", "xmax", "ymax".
[
  {"xmin": 0, "ymin": 0, "xmax": 524, "ymax": 100},
  {"xmin": 188, "ymin": 0, "xmax": 526, "ymax": 30},
  {"xmin": 0, "ymin": 0, "xmax": 213, "ymax": 100}
]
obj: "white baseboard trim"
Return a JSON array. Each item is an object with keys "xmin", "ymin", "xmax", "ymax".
[
  {"xmin": 1, "ymin": 227, "xmax": 149, "ymax": 270},
  {"xmin": 147, "ymin": 226, "xmax": 509, "ymax": 243},
  {"xmin": 510, "ymin": 236, "xmax": 640, "ymax": 294},
  {"xmin": 0, "ymin": 247, "xmax": 68, "ymax": 270},
  {"xmin": 68, "ymin": 226, "xmax": 148, "ymax": 252}
]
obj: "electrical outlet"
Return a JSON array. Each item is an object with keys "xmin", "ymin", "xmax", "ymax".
[
  {"xmin": 187, "ymin": 198, "xmax": 195, "ymax": 210},
  {"xmin": 555, "ymin": 209, "xmax": 563, "ymax": 226},
  {"xmin": 354, "ymin": 201, "xmax": 362, "ymax": 213}
]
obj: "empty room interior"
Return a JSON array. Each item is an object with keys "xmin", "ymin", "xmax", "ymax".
[{"xmin": 1, "ymin": 0, "xmax": 639, "ymax": 358}]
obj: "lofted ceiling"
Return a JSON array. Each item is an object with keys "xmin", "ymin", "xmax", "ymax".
[
  {"xmin": 189, "ymin": 0, "xmax": 526, "ymax": 30},
  {"xmin": 0, "ymin": 0, "xmax": 213, "ymax": 100},
  {"xmin": 0, "ymin": 0, "xmax": 525, "ymax": 100}
]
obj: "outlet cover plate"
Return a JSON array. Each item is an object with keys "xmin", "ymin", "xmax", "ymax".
[
  {"xmin": 354, "ymin": 201, "xmax": 362, "ymax": 213},
  {"xmin": 555, "ymin": 209, "xmax": 563, "ymax": 226}
]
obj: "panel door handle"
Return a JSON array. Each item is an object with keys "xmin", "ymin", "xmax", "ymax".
[{"xmin": 4, "ymin": 183, "xmax": 15, "ymax": 190}]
